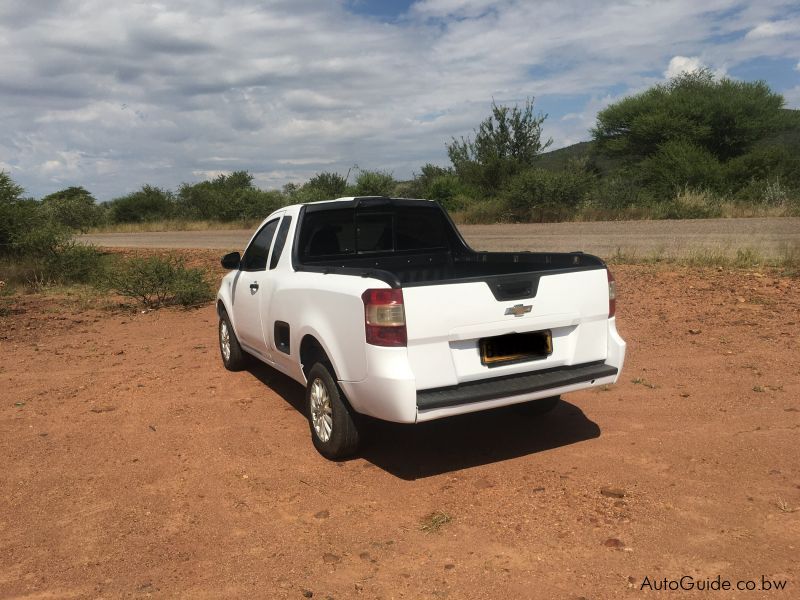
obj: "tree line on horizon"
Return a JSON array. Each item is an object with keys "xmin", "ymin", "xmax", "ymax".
[{"xmin": 3, "ymin": 69, "xmax": 799, "ymax": 238}]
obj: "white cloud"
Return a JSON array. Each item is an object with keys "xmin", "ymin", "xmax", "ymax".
[
  {"xmin": 783, "ymin": 86, "xmax": 800, "ymax": 109},
  {"xmin": 745, "ymin": 18, "xmax": 800, "ymax": 39},
  {"xmin": 664, "ymin": 55, "xmax": 728, "ymax": 80},
  {"xmin": 0, "ymin": 0, "xmax": 798, "ymax": 199},
  {"xmin": 664, "ymin": 56, "xmax": 705, "ymax": 79},
  {"xmin": 411, "ymin": 0, "xmax": 500, "ymax": 19}
]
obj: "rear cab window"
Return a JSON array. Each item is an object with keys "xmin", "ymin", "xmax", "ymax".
[{"xmin": 298, "ymin": 204, "xmax": 452, "ymax": 262}]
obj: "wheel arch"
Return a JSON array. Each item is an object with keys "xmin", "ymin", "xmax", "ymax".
[{"xmin": 299, "ymin": 334, "xmax": 336, "ymax": 380}]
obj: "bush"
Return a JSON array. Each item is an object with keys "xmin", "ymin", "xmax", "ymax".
[
  {"xmin": 725, "ymin": 146, "xmax": 800, "ymax": 190},
  {"xmin": 44, "ymin": 243, "xmax": 110, "ymax": 285},
  {"xmin": 459, "ymin": 197, "xmax": 514, "ymax": 224},
  {"xmin": 108, "ymin": 185, "xmax": 175, "ymax": 223},
  {"xmin": 585, "ymin": 170, "xmax": 654, "ymax": 214},
  {"xmin": 300, "ymin": 171, "xmax": 348, "ymax": 201},
  {"xmin": 106, "ymin": 255, "xmax": 214, "ymax": 307},
  {"xmin": 41, "ymin": 186, "xmax": 104, "ymax": 232},
  {"xmin": 659, "ymin": 187, "xmax": 722, "ymax": 219},
  {"xmin": 175, "ymin": 172, "xmax": 286, "ymax": 221},
  {"xmin": 639, "ymin": 140, "xmax": 723, "ymax": 199},
  {"xmin": 502, "ymin": 162, "xmax": 595, "ymax": 221},
  {"xmin": 350, "ymin": 169, "xmax": 396, "ymax": 197},
  {"xmin": 593, "ymin": 70, "xmax": 785, "ymax": 162},
  {"xmin": 448, "ymin": 99, "xmax": 552, "ymax": 194}
]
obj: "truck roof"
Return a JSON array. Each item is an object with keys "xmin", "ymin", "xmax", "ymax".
[{"xmin": 292, "ymin": 196, "xmax": 437, "ymax": 212}]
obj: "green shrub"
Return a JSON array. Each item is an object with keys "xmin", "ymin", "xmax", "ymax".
[
  {"xmin": 41, "ymin": 186, "xmax": 104, "ymax": 232},
  {"xmin": 44, "ymin": 243, "xmax": 110, "ymax": 285},
  {"xmin": 639, "ymin": 140, "xmax": 723, "ymax": 199},
  {"xmin": 593, "ymin": 70, "xmax": 785, "ymax": 162},
  {"xmin": 175, "ymin": 172, "xmax": 286, "ymax": 221},
  {"xmin": 299, "ymin": 171, "xmax": 348, "ymax": 201},
  {"xmin": 658, "ymin": 187, "xmax": 722, "ymax": 219},
  {"xmin": 109, "ymin": 185, "xmax": 175, "ymax": 223},
  {"xmin": 448, "ymin": 99, "xmax": 552, "ymax": 194},
  {"xmin": 502, "ymin": 163, "xmax": 595, "ymax": 221},
  {"xmin": 459, "ymin": 197, "xmax": 514, "ymax": 224},
  {"xmin": 585, "ymin": 170, "xmax": 654, "ymax": 214},
  {"xmin": 106, "ymin": 255, "xmax": 213, "ymax": 307},
  {"xmin": 350, "ymin": 169, "xmax": 396, "ymax": 197}
]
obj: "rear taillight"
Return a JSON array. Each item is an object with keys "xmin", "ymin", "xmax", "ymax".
[
  {"xmin": 607, "ymin": 269, "xmax": 616, "ymax": 318},
  {"xmin": 362, "ymin": 288, "xmax": 407, "ymax": 347}
]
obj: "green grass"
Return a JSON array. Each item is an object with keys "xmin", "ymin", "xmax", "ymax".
[
  {"xmin": 605, "ymin": 242, "xmax": 799, "ymax": 275},
  {"xmin": 87, "ymin": 219, "xmax": 262, "ymax": 234}
]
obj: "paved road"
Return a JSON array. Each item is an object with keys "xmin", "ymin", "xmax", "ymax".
[{"xmin": 81, "ymin": 217, "xmax": 799, "ymax": 259}]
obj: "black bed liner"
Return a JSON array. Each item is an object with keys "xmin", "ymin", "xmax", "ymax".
[{"xmin": 291, "ymin": 198, "xmax": 607, "ymax": 295}]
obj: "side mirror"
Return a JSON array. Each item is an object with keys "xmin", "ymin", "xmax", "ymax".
[{"xmin": 221, "ymin": 251, "xmax": 241, "ymax": 270}]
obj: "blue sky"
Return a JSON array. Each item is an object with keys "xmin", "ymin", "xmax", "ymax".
[{"xmin": 1, "ymin": 0, "xmax": 798, "ymax": 200}]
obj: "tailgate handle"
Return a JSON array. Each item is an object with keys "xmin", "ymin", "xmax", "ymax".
[{"xmin": 489, "ymin": 277, "xmax": 539, "ymax": 301}]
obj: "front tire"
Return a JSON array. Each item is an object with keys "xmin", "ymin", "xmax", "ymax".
[
  {"xmin": 218, "ymin": 309, "xmax": 248, "ymax": 371},
  {"xmin": 306, "ymin": 363, "xmax": 360, "ymax": 459}
]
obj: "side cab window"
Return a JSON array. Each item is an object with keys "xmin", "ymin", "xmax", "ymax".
[
  {"xmin": 269, "ymin": 216, "xmax": 293, "ymax": 270},
  {"xmin": 240, "ymin": 218, "xmax": 280, "ymax": 271}
]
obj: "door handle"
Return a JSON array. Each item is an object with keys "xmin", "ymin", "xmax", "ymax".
[{"xmin": 249, "ymin": 282, "xmax": 259, "ymax": 292}]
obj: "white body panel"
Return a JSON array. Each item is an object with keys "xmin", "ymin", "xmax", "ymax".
[{"xmin": 217, "ymin": 202, "xmax": 626, "ymax": 425}]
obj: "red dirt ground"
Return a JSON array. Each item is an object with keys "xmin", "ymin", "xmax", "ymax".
[{"xmin": 1, "ymin": 260, "xmax": 798, "ymax": 599}]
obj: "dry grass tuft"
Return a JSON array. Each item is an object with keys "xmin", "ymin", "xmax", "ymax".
[{"xmin": 420, "ymin": 511, "xmax": 452, "ymax": 533}]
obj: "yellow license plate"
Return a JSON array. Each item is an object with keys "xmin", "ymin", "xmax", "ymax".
[{"xmin": 480, "ymin": 331, "xmax": 552, "ymax": 367}]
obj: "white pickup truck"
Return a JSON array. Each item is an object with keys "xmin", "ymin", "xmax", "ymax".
[{"xmin": 216, "ymin": 197, "xmax": 625, "ymax": 458}]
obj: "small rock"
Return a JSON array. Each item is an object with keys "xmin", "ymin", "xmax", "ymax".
[
  {"xmin": 532, "ymin": 486, "xmax": 545, "ymax": 493},
  {"xmin": 603, "ymin": 538, "xmax": 625, "ymax": 549},
  {"xmin": 301, "ymin": 589, "xmax": 313, "ymax": 598},
  {"xmin": 600, "ymin": 486, "xmax": 626, "ymax": 499},
  {"xmin": 90, "ymin": 406, "xmax": 116, "ymax": 413},
  {"xmin": 314, "ymin": 510, "xmax": 330, "ymax": 519},
  {"xmin": 444, "ymin": 563, "xmax": 455, "ymax": 570},
  {"xmin": 785, "ymin": 407, "xmax": 798, "ymax": 412},
  {"xmin": 322, "ymin": 553, "xmax": 340, "ymax": 564},
  {"xmin": 688, "ymin": 328, "xmax": 701, "ymax": 335}
]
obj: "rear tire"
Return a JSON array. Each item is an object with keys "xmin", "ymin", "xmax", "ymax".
[
  {"xmin": 306, "ymin": 363, "xmax": 360, "ymax": 459},
  {"xmin": 515, "ymin": 396, "xmax": 560, "ymax": 416},
  {"xmin": 218, "ymin": 309, "xmax": 248, "ymax": 371}
]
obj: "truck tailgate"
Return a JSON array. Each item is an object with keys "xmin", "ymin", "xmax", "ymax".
[{"xmin": 402, "ymin": 268, "xmax": 610, "ymax": 390}]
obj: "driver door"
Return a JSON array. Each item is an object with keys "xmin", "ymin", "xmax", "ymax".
[{"xmin": 231, "ymin": 217, "xmax": 280, "ymax": 358}]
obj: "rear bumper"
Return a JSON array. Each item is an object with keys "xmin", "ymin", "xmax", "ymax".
[
  {"xmin": 339, "ymin": 317, "xmax": 626, "ymax": 424},
  {"xmin": 417, "ymin": 361, "xmax": 617, "ymax": 411}
]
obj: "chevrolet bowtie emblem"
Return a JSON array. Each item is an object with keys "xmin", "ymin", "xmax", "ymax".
[{"xmin": 505, "ymin": 304, "xmax": 532, "ymax": 317}]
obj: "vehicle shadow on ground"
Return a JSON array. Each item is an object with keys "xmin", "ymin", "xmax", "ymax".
[
  {"xmin": 246, "ymin": 362, "xmax": 601, "ymax": 481},
  {"xmin": 361, "ymin": 402, "xmax": 600, "ymax": 480}
]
